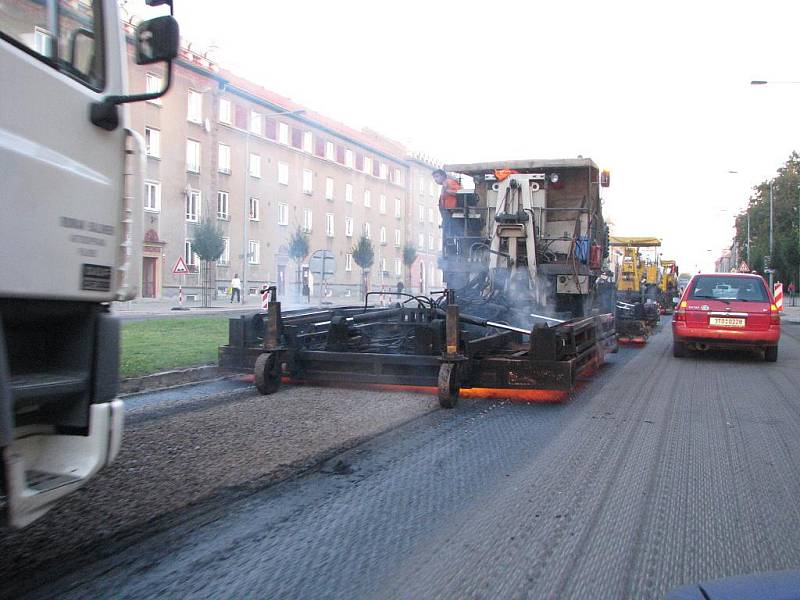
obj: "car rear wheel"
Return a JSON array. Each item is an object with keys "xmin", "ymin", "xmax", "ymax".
[
  {"xmin": 764, "ymin": 346, "xmax": 778, "ymax": 362},
  {"xmin": 673, "ymin": 341, "xmax": 687, "ymax": 358}
]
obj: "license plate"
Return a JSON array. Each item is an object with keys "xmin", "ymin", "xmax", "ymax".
[{"xmin": 709, "ymin": 317, "xmax": 745, "ymax": 327}]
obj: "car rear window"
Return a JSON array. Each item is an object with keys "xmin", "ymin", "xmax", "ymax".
[{"xmin": 688, "ymin": 276, "xmax": 768, "ymax": 302}]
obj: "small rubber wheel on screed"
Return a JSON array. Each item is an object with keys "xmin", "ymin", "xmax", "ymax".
[
  {"xmin": 673, "ymin": 341, "xmax": 687, "ymax": 358},
  {"xmin": 764, "ymin": 346, "xmax": 778, "ymax": 362},
  {"xmin": 438, "ymin": 363, "xmax": 460, "ymax": 409},
  {"xmin": 255, "ymin": 352, "xmax": 280, "ymax": 394}
]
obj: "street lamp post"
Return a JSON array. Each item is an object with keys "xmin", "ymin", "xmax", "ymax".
[{"xmin": 769, "ymin": 181, "xmax": 774, "ymax": 289}]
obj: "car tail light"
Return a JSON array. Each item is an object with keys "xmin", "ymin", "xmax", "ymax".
[
  {"xmin": 674, "ymin": 300, "xmax": 687, "ymax": 322},
  {"xmin": 770, "ymin": 303, "xmax": 780, "ymax": 324}
]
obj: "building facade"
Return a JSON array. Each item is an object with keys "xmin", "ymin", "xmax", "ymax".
[{"xmin": 126, "ymin": 37, "xmax": 444, "ymax": 302}]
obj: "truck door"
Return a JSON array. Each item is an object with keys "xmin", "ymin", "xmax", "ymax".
[{"xmin": 1, "ymin": 0, "xmax": 128, "ymax": 302}]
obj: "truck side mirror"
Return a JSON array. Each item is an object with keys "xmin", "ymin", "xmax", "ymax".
[
  {"xmin": 135, "ymin": 16, "xmax": 179, "ymax": 65},
  {"xmin": 90, "ymin": 15, "xmax": 179, "ymax": 131}
]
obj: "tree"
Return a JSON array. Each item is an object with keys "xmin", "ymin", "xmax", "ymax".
[
  {"xmin": 288, "ymin": 227, "xmax": 310, "ymax": 297},
  {"xmin": 352, "ymin": 234, "xmax": 374, "ymax": 298},
  {"xmin": 192, "ymin": 218, "xmax": 226, "ymax": 307},
  {"xmin": 734, "ymin": 152, "xmax": 800, "ymax": 287},
  {"xmin": 402, "ymin": 244, "xmax": 417, "ymax": 289}
]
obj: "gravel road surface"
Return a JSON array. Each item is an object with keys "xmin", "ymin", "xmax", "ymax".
[{"xmin": 11, "ymin": 320, "xmax": 800, "ymax": 599}]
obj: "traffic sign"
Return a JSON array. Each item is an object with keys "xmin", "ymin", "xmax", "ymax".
[
  {"xmin": 309, "ymin": 250, "xmax": 336, "ymax": 276},
  {"xmin": 172, "ymin": 256, "xmax": 190, "ymax": 275}
]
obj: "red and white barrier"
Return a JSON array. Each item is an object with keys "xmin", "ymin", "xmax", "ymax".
[{"xmin": 774, "ymin": 282, "xmax": 784, "ymax": 311}]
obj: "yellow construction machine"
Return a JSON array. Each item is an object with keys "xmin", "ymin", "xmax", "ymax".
[{"xmin": 609, "ymin": 236, "xmax": 662, "ymax": 342}]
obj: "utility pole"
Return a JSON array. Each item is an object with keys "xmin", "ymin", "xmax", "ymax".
[
  {"xmin": 747, "ymin": 210, "xmax": 751, "ymax": 266},
  {"xmin": 242, "ymin": 130, "xmax": 250, "ymax": 304},
  {"xmin": 769, "ymin": 182, "xmax": 774, "ymax": 289}
]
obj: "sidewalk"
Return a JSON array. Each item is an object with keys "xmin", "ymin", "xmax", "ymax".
[
  {"xmin": 781, "ymin": 304, "xmax": 800, "ymax": 324},
  {"xmin": 112, "ymin": 297, "xmax": 362, "ymax": 320}
]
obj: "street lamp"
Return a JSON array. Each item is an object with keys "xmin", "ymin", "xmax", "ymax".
[
  {"xmin": 751, "ymin": 80, "xmax": 800, "ymax": 85},
  {"xmin": 241, "ymin": 107, "xmax": 306, "ymax": 303}
]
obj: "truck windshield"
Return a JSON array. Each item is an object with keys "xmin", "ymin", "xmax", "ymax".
[{"xmin": 0, "ymin": 0, "xmax": 105, "ymax": 91}]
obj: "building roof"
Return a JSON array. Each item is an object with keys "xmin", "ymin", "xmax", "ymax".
[
  {"xmin": 212, "ymin": 65, "xmax": 408, "ymax": 162},
  {"xmin": 444, "ymin": 158, "xmax": 599, "ymax": 174}
]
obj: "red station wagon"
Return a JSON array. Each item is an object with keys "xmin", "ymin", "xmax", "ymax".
[{"xmin": 672, "ymin": 273, "xmax": 780, "ymax": 361}]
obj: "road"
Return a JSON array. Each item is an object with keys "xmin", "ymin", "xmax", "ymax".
[{"xmin": 20, "ymin": 319, "xmax": 800, "ymax": 599}]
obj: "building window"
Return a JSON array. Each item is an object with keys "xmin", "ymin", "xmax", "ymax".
[
  {"xmin": 364, "ymin": 222, "xmax": 371, "ymax": 239},
  {"xmin": 278, "ymin": 203, "xmax": 288, "ymax": 225},
  {"xmin": 250, "ymin": 111, "xmax": 262, "ymax": 135},
  {"xmin": 429, "ymin": 233, "xmax": 434, "ymax": 250},
  {"xmin": 145, "ymin": 127, "xmax": 160, "ymax": 158},
  {"xmin": 363, "ymin": 156, "xmax": 372, "ymax": 174},
  {"xmin": 248, "ymin": 240, "xmax": 260, "ymax": 264},
  {"xmin": 303, "ymin": 208, "xmax": 313, "ymax": 232},
  {"xmin": 326, "ymin": 213, "xmax": 335, "ymax": 237},
  {"xmin": 418, "ymin": 204, "xmax": 425, "ymax": 223},
  {"xmin": 395, "ymin": 258, "xmax": 402, "ymax": 276},
  {"xmin": 325, "ymin": 177, "xmax": 334, "ymax": 201},
  {"xmin": 345, "ymin": 217, "xmax": 353, "ymax": 237},
  {"xmin": 364, "ymin": 189, "xmax": 371, "ymax": 208},
  {"xmin": 346, "ymin": 253, "xmax": 353, "ymax": 272},
  {"xmin": 146, "ymin": 73, "xmax": 162, "ymax": 105},
  {"xmin": 303, "ymin": 131, "xmax": 312, "ymax": 153},
  {"xmin": 144, "ymin": 181, "xmax": 161, "ymax": 212},
  {"xmin": 291, "ymin": 128, "xmax": 302, "ymax": 149},
  {"xmin": 418, "ymin": 232, "xmax": 424, "ymax": 249},
  {"xmin": 278, "ymin": 122, "xmax": 289, "ymax": 144},
  {"xmin": 418, "ymin": 177, "xmax": 424, "ymax": 195},
  {"xmin": 249, "ymin": 197, "xmax": 260, "ymax": 221},
  {"xmin": 217, "ymin": 191, "xmax": 230, "ymax": 220},
  {"xmin": 380, "ymin": 257, "xmax": 386, "ymax": 274},
  {"xmin": 278, "ymin": 162, "xmax": 289, "ymax": 185},
  {"xmin": 394, "ymin": 229, "xmax": 401, "ymax": 247},
  {"xmin": 379, "ymin": 163, "xmax": 387, "ymax": 180},
  {"xmin": 219, "ymin": 98, "xmax": 232, "ymax": 124},
  {"xmin": 345, "ymin": 149, "xmax": 354, "ymax": 168},
  {"xmin": 185, "ymin": 239, "xmax": 196, "ymax": 266},
  {"xmin": 185, "ymin": 190, "xmax": 200, "ymax": 222},
  {"xmin": 325, "ymin": 141, "xmax": 335, "ymax": 161},
  {"xmin": 302, "ymin": 169, "xmax": 313, "ymax": 195},
  {"xmin": 187, "ymin": 90, "xmax": 202, "ymax": 123},
  {"xmin": 380, "ymin": 226, "xmax": 387, "ymax": 245},
  {"xmin": 249, "ymin": 153, "xmax": 261, "ymax": 178},
  {"xmin": 394, "ymin": 168, "xmax": 403, "ymax": 186},
  {"xmin": 220, "ymin": 238, "xmax": 230, "ymax": 265},
  {"xmin": 345, "ymin": 183, "xmax": 353, "ymax": 203},
  {"xmin": 429, "ymin": 181, "xmax": 435, "ymax": 197},
  {"xmin": 428, "ymin": 207, "xmax": 435, "ymax": 223},
  {"xmin": 379, "ymin": 194, "xmax": 386, "ymax": 214},
  {"xmin": 186, "ymin": 139, "xmax": 201, "ymax": 173},
  {"xmin": 395, "ymin": 198, "xmax": 402, "ymax": 218},
  {"xmin": 218, "ymin": 144, "xmax": 231, "ymax": 174}
]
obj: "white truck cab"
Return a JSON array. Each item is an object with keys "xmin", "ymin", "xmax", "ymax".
[{"xmin": 0, "ymin": 0, "xmax": 178, "ymax": 528}]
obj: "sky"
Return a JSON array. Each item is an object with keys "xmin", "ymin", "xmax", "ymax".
[{"xmin": 131, "ymin": 0, "xmax": 800, "ymax": 273}]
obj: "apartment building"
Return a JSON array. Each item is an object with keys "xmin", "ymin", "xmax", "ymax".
[{"xmin": 126, "ymin": 37, "xmax": 443, "ymax": 301}]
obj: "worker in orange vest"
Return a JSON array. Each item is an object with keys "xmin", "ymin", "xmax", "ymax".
[
  {"xmin": 432, "ymin": 168, "xmax": 462, "ymax": 209},
  {"xmin": 433, "ymin": 169, "xmax": 462, "ymax": 256}
]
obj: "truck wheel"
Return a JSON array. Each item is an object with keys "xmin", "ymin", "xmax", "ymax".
[
  {"xmin": 438, "ymin": 363, "xmax": 460, "ymax": 409},
  {"xmin": 764, "ymin": 346, "xmax": 778, "ymax": 362},
  {"xmin": 255, "ymin": 352, "xmax": 280, "ymax": 394},
  {"xmin": 673, "ymin": 341, "xmax": 687, "ymax": 358}
]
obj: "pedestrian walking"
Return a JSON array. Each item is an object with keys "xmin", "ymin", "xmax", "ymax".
[
  {"xmin": 230, "ymin": 273, "xmax": 241, "ymax": 303},
  {"xmin": 396, "ymin": 281, "xmax": 404, "ymax": 298}
]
